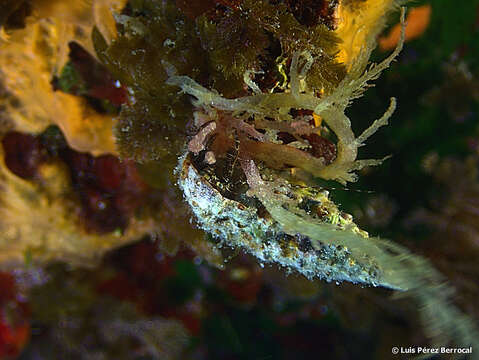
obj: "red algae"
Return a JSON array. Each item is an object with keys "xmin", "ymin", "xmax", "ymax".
[
  {"xmin": 0, "ymin": 272, "xmax": 30, "ymax": 359},
  {"xmin": 63, "ymin": 149, "xmax": 150, "ymax": 234},
  {"xmin": 303, "ymin": 133, "xmax": 337, "ymax": 165},
  {"xmin": 2, "ymin": 132, "xmax": 44, "ymax": 179},
  {"xmin": 286, "ymin": 0, "xmax": 338, "ymax": 28},
  {"xmin": 67, "ymin": 42, "xmax": 128, "ymax": 106}
]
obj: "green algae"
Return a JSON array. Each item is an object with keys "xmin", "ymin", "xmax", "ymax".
[{"xmin": 93, "ymin": 0, "xmax": 207, "ymax": 166}]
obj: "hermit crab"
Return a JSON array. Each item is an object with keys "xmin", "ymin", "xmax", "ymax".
[{"xmin": 171, "ymin": 8, "xmax": 405, "ymax": 288}]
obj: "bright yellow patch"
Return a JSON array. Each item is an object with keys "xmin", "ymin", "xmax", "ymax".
[
  {"xmin": 313, "ymin": 112, "xmax": 322, "ymax": 127},
  {"xmin": 335, "ymin": 0, "xmax": 397, "ymax": 68},
  {"xmin": 313, "ymin": 112, "xmax": 322, "ymax": 135}
]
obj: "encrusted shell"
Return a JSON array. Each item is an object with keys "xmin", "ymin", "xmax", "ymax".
[{"xmin": 178, "ymin": 153, "xmax": 400, "ymax": 289}]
